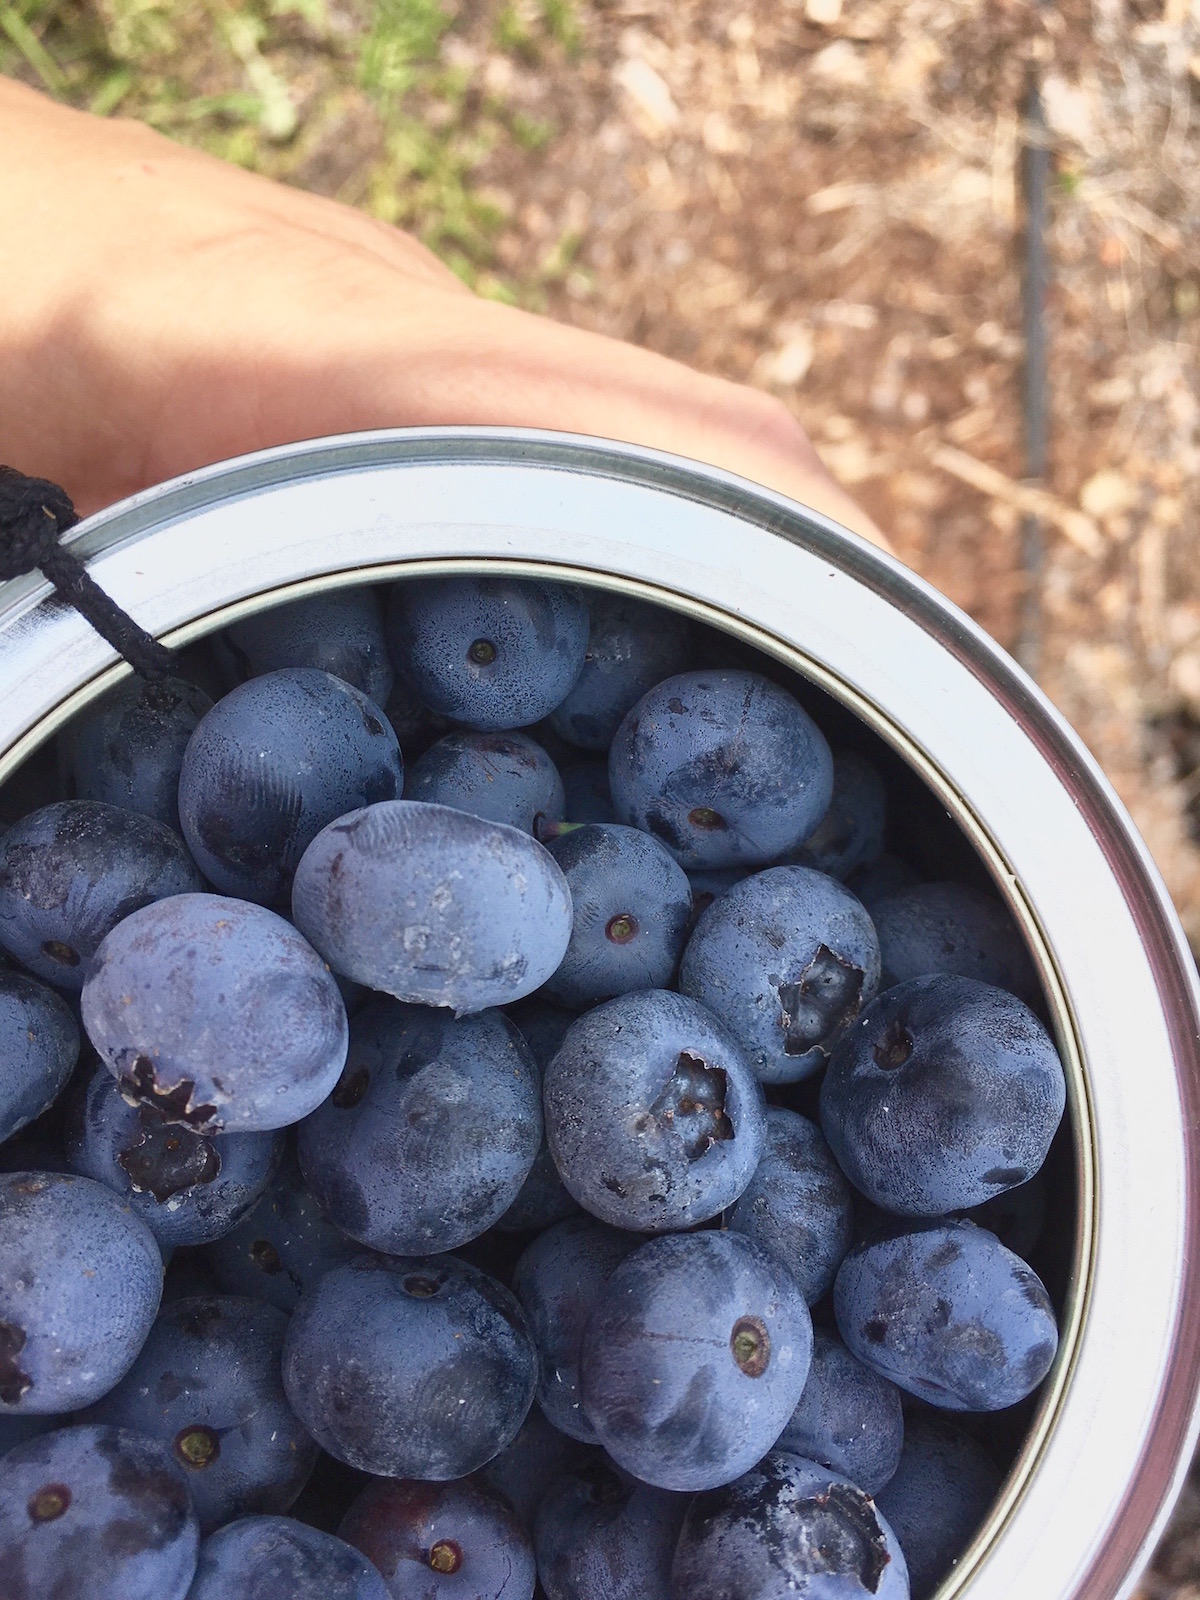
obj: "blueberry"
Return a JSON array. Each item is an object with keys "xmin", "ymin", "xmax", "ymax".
[
  {"xmin": 297, "ymin": 1000, "xmax": 542, "ymax": 1254},
  {"xmin": 291, "ymin": 801, "xmax": 573, "ymax": 1014},
  {"xmin": 493, "ymin": 999, "xmax": 581, "ymax": 1234},
  {"xmin": 579, "ymin": 1231, "xmax": 812, "ymax": 1491},
  {"xmin": 387, "ymin": 576, "xmax": 589, "ymax": 731},
  {"xmin": 776, "ymin": 1330, "xmax": 904, "ymax": 1496},
  {"xmin": 82, "ymin": 893, "xmax": 349, "ymax": 1135},
  {"xmin": 791, "ymin": 750, "xmax": 887, "ymax": 881},
  {"xmin": 85, "ymin": 1294, "xmax": 318, "ymax": 1533},
  {"xmin": 819, "ymin": 976, "xmax": 1066, "ymax": 1216},
  {"xmin": 727, "ymin": 1107, "xmax": 854, "ymax": 1305},
  {"xmin": 543, "ymin": 989, "xmax": 767, "ymax": 1232},
  {"xmin": 513, "ymin": 1216, "xmax": 640, "ymax": 1442},
  {"xmin": 559, "ymin": 759, "xmax": 616, "ymax": 823},
  {"xmin": 204, "ymin": 1148, "xmax": 359, "ymax": 1314},
  {"xmin": 0, "ymin": 1423, "xmax": 198, "ymax": 1600},
  {"xmin": 282, "ymin": 1254, "xmax": 537, "ymax": 1478},
  {"xmin": 608, "ymin": 670, "xmax": 834, "ymax": 868},
  {"xmin": 340, "ymin": 1476, "xmax": 536, "ymax": 1599},
  {"xmin": 0, "ymin": 1171, "xmax": 162, "ymax": 1414},
  {"xmin": 383, "ymin": 679, "xmax": 456, "ymax": 760},
  {"xmin": 62, "ymin": 676, "xmax": 213, "ymax": 832},
  {"xmin": 223, "ymin": 588, "xmax": 395, "ymax": 707},
  {"xmin": 478, "ymin": 1407, "xmax": 595, "ymax": 1529},
  {"xmin": 670, "ymin": 1450, "xmax": 909, "ymax": 1599},
  {"xmin": 845, "ymin": 854, "xmax": 921, "ymax": 914},
  {"xmin": 875, "ymin": 1417, "xmax": 1002, "ymax": 1600},
  {"xmin": 186, "ymin": 1514, "xmax": 390, "ymax": 1600},
  {"xmin": 834, "ymin": 1219, "xmax": 1058, "ymax": 1411},
  {"xmin": 66, "ymin": 1060, "xmax": 283, "ymax": 1248},
  {"xmin": 0, "ymin": 800, "xmax": 205, "ymax": 989},
  {"xmin": 407, "ymin": 729, "xmax": 565, "ymax": 834},
  {"xmin": 872, "ymin": 882, "xmax": 1039, "ymax": 1004},
  {"xmin": 0, "ymin": 970, "xmax": 79, "ymax": 1145},
  {"xmin": 548, "ymin": 593, "xmax": 691, "ymax": 752},
  {"xmin": 178, "ymin": 668, "xmax": 403, "ymax": 906},
  {"xmin": 543, "ymin": 824, "xmax": 692, "ymax": 1008},
  {"xmin": 680, "ymin": 866, "xmax": 880, "ymax": 1083},
  {"xmin": 534, "ymin": 1459, "xmax": 686, "ymax": 1600}
]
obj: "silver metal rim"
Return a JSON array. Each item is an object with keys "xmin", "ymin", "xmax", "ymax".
[{"xmin": 1, "ymin": 427, "xmax": 1197, "ymax": 1600}]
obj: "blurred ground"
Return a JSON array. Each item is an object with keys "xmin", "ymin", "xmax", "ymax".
[{"xmin": 1, "ymin": 0, "xmax": 1199, "ymax": 1574}]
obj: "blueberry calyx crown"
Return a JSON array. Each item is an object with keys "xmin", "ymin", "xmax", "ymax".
[
  {"xmin": 649, "ymin": 1052, "xmax": 734, "ymax": 1160},
  {"xmin": 117, "ymin": 1107, "xmax": 221, "ymax": 1203}
]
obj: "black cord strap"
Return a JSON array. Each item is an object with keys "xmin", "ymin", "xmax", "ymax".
[{"xmin": 0, "ymin": 466, "xmax": 175, "ymax": 682}]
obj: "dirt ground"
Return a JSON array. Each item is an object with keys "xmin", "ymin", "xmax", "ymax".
[{"xmin": 4, "ymin": 0, "xmax": 1200, "ymax": 1587}]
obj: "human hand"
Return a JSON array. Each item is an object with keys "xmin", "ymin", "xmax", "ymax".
[{"xmin": 0, "ymin": 77, "xmax": 887, "ymax": 549}]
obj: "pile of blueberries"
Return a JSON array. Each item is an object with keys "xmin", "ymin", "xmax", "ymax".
[{"xmin": 0, "ymin": 573, "xmax": 1071, "ymax": 1600}]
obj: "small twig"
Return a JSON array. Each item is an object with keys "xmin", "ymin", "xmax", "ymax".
[{"xmin": 927, "ymin": 444, "xmax": 1105, "ymax": 559}]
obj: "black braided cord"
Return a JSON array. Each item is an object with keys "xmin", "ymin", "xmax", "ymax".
[{"xmin": 0, "ymin": 465, "xmax": 175, "ymax": 682}]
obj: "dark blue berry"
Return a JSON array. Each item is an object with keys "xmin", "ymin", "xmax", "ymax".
[
  {"xmin": 670, "ymin": 1450, "xmax": 909, "ymax": 1599},
  {"xmin": 0, "ymin": 1171, "xmax": 162, "ymax": 1414},
  {"xmin": 791, "ymin": 749, "xmax": 887, "ymax": 880},
  {"xmin": 834, "ymin": 1219, "xmax": 1058, "ymax": 1411},
  {"xmin": 0, "ymin": 1423, "xmax": 198, "ymax": 1600},
  {"xmin": 86, "ymin": 1295, "xmax": 318, "ymax": 1533},
  {"xmin": 407, "ymin": 729, "xmax": 564, "ymax": 834},
  {"xmin": 513, "ymin": 1216, "xmax": 639, "ymax": 1442},
  {"xmin": 543, "ymin": 989, "xmax": 767, "ymax": 1232},
  {"xmin": 187, "ymin": 1514, "xmax": 390, "ymax": 1600},
  {"xmin": 0, "ymin": 801, "xmax": 204, "ymax": 990},
  {"xmin": 340, "ymin": 1476, "xmax": 536, "ymax": 1599},
  {"xmin": 579, "ymin": 1231, "xmax": 812, "ymax": 1491},
  {"xmin": 872, "ymin": 882, "xmax": 1039, "ymax": 1003},
  {"xmin": 282, "ymin": 1254, "xmax": 536, "ymax": 1478},
  {"xmin": 477, "ymin": 1407, "xmax": 594, "ymax": 1529},
  {"xmin": 845, "ymin": 854, "xmax": 921, "ymax": 913},
  {"xmin": 777, "ymin": 1330, "xmax": 904, "ymax": 1495},
  {"xmin": 819, "ymin": 976, "xmax": 1066, "ymax": 1216},
  {"xmin": 875, "ymin": 1417, "xmax": 1001, "ymax": 1600},
  {"xmin": 548, "ymin": 593, "xmax": 691, "ymax": 751},
  {"xmin": 609, "ymin": 670, "xmax": 834, "ymax": 868},
  {"xmin": 223, "ymin": 588, "xmax": 395, "ymax": 706},
  {"xmin": 681, "ymin": 865, "xmax": 880, "ymax": 1083},
  {"xmin": 297, "ymin": 1001, "xmax": 542, "ymax": 1255},
  {"xmin": 494, "ymin": 1001, "xmax": 580, "ymax": 1234},
  {"xmin": 178, "ymin": 669, "xmax": 402, "ymax": 906},
  {"xmin": 727, "ymin": 1107, "xmax": 854, "ymax": 1305},
  {"xmin": 534, "ymin": 1459, "xmax": 686, "ymax": 1600},
  {"xmin": 82, "ymin": 893, "xmax": 349, "ymax": 1135},
  {"xmin": 387, "ymin": 576, "xmax": 589, "ymax": 731},
  {"xmin": 0, "ymin": 971, "xmax": 79, "ymax": 1145},
  {"xmin": 66, "ymin": 1060, "xmax": 282, "ymax": 1248},
  {"xmin": 292, "ymin": 801, "xmax": 573, "ymax": 1014},
  {"xmin": 62, "ymin": 676, "xmax": 213, "ymax": 832},
  {"xmin": 544, "ymin": 824, "xmax": 692, "ymax": 1008}
]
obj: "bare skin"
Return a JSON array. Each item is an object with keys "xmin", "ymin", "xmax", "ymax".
[{"xmin": 0, "ymin": 77, "xmax": 887, "ymax": 547}]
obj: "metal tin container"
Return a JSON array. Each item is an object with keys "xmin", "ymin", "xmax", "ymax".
[{"xmin": 2, "ymin": 427, "xmax": 1198, "ymax": 1599}]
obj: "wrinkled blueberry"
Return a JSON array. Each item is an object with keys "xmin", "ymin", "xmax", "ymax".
[
  {"xmin": 727, "ymin": 1107, "xmax": 854, "ymax": 1305},
  {"xmin": 544, "ymin": 824, "xmax": 692, "ymax": 1008},
  {"xmin": 872, "ymin": 882, "xmax": 1039, "ymax": 1004},
  {"xmin": 387, "ymin": 576, "xmax": 589, "ymax": 731},
  {"xmin": 87, "ymin": 1295, "xmax": 318, "ymax": 1533},
  {"xmin": 513, "ymin": 1215, "xmax": 639, "ymax": 1442},
  {"xmin": 298, "ymin": 1000, "xmax": 542, "ymax": 1255},
  {"xmin": 178, "ymin": 668, "xmax": 402, "ymax": 905},
  {"xmin": 186, "ymin": 1514, "xmax": 390, "ymax": 1600},
  {"xmin": 609, "ymin": 670, "xmax": 833, "ymax": 869},
  {"xmin": 0, "ymin": 1423, "xmax": 198, "ymax": 1600},
  {"xmin": 777, "ymin": 1330, "xmax": 904, "ymax": 1496},
  {"xmin": 0, "ymin": 1171, "xmax": 162, "ymax": 1414},
  {"xmin": 0, "ymin": 800, "xmax": 204, "ymax": 990},
  {"xmin": 579, "ymin": 1231, "xmax": 812, "ymax": 1491},
  {"xmin": 549, "ymin": 593, "xmax": 691, "ymax": 752},
  {"xmin": 670, "ymin": 1450, "xmax": 909, "ymax": 1599},
  {"xmin": 223, "ymin": 588, "xmax": 395, "ymax": 707},
  {"xmin": 291, "ymin": 801, "xmax": 573, "ymax": 1014},
  {"xmin": 834, "ymin": 1219, "xmax": 1058, "ymax": 1411},
  {"xmin": 819, "ymin": 976, "xmax": 1066, "ymax": 1216},
  {"xmin": 82, "ymin": 893, "xmax": 349, "ymax": 1135},
  {"xmin": 0, "ymin": 970, "xmax": 79, "ymax": 1145},
  {"xmin": 543, "ymin": 989, "xmax": 767, "ymax": 1232},
  {"xmin": 282, "ymin": 1254, "xmax": 536, "ymax": 1478},
  {"xmin": 681, "ymin": 865, "xmax": 880, "ymax": 1083},
  {"xmin": 66, "ymin": 1060, "xmax": 283, "ymax": 1248},
  {"xmin": 535, "ymin": 1458, "xmax": 686, "ymax": 1600},
  {"xmin": 875, "ymin": 1417, "xmax": 1001, "ymax": 1600},
  {"xmin": 340, "ymin": 1476, "xmax": 535, "ymax": 1600},
  {"xmin": 62, "ymin": 676, "xmax": 213, "ymax": 832}
]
